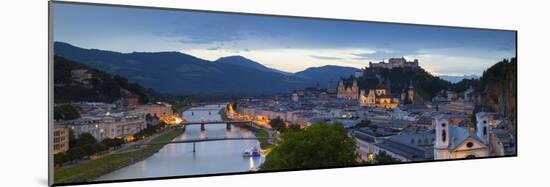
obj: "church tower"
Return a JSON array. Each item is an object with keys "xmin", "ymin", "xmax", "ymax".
[
  {"xmin": 434, "ymin": 115, "xmax": 450, "ymax": 160},
  {"xmin": 476, "ymin": 112, "xmax": 490, "ymax": 145},
  {"xmin": 351, "ymin": 80, "xmax": 359, "ymax": 99},
  {"xmin": 407, "ymin": 80, "xmax": 414, "ymax": 103},
  {"xmin": 337, "ymin": 80, "xmax": 344, "ymax": 99}
]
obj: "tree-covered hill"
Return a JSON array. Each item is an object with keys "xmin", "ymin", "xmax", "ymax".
[
  {"xmin": 476, "ymin": 58, "xmax": 517, "ymax": 133},
  {"xmin": 54, "ymin": 56, "xmax": 155, "ymax": 104},
  {"xmin": 343, "ymin": 66, "xmax": 451, "ymax": 103}
]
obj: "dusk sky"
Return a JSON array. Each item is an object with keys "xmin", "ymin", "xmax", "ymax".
[{"xmin": 53, "ymin": 3, "xmax": 516, "ymax": 76}]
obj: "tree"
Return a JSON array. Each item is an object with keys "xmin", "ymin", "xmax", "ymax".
[
  {"xmin": 54, "ymin": 104, "xmax": 81, "ymax": 120},
  {"xmin": 76, "ymin": 133, "xmax": 98, "ymax": 147},
  {"xmin": 260, "ymin": 122, "xmax": 360, "ymax": 170},
  {"xmin": 66, "ymin": 147, "xmax": 85, "ymax": 162},
  {"xmin": 285, "ymin": 124, "xmax": 302, "ymax": 132},
  {"xmin": 68, "ymin": 128, "xmax": 77, "ymax": 148},
  {"xmin": 54, "ymin": 153, "xmax": 68, "ymax": 166},
  {"xmin": 269, "ymin": 117, "xmax": 286, "ymax": 132},
  {"xmin": 376, "ymin": 151, "xmax": 401, "ymax": 164},
  {"xmin": 82, "ymin": 144, "xmax": 96, "ymax": 157}
]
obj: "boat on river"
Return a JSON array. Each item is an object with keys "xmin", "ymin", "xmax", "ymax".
[{"xmin": 243, "ymin": 147, "xmax": 261, "ymax": 157}]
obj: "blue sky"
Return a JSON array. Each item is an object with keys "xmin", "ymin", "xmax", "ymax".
[{"xmin": 53, "ymin": 3, "xmax": 516, "ymax": 75}]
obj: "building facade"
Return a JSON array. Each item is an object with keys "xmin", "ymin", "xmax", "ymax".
[
  {"xmin": 368, "ymin": 57, "xmax": 420, "ymax": 69},
  {"xmin": 434, "ymin": 113, "xmax": 490, "ymax": 160},
  {"xmin": 71, "ymin": 69, "xmax": 92, "ymax": 86},
  {"xmin": 59, "ymin": 112, "xmax": 147, "ymax": 142},
  {"xmin": 359, "ymin": 87, "xmax": 399, "ymax": 109},
  {"xmin": 337, "ymin": 80, "xmax": 359, "ymax": 100},
  {"xmin": 53, "ymin": 126, "xmax": 69, "ymax": 154},
  {"xmin": 133, "ymin": 103, "xmax": 173, "ymax": 118}
]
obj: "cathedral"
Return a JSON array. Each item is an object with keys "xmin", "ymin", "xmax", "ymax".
[
  {"xmin": 433, "ymin": 112, "xmax": 491, "ymax": 159},
  {"xmin": 337, "ymin": 80, "xmax": 359, "ymax": 100},
  {"xmin": 358, "ymin": 80, "xmax": 413, "ymax": 109},
  {"xmin": 359, "ymin": 87, "xmax": 399, "ymax": 109}
]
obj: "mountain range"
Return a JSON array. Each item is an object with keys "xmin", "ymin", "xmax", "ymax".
[
  {"xmin": 438, "ymin": 75, "xmax": 480, "ymax": 83},
  {"xmin": 53, "ymin": 42, "xmax": 359, "ymax": 95}
]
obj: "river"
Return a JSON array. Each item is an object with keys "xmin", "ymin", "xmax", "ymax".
[{"xmin": 96, "ymin": 104, "xmax": 264, "ymax": 181}]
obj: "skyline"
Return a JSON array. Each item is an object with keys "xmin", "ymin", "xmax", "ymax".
[{"xmin": 53, "ymin": 3, "xmax": 516, "ymax": 76}]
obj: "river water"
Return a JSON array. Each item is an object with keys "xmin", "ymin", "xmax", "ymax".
[{"xmin": 96, "ymin": 104, "xmax": 264, "ymax": 181}]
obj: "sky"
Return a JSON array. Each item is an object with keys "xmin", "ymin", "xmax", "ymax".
[{"xmin": 53, "ymin": 3, "xmax": 516, "ymax": 76}]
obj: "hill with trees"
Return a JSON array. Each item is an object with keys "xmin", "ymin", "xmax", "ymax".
[
  {"xmin": 343, "ymin": 65, "xmax": 451, "ymax": 103},
  {"xmin": 54, "ymin": 56, "xmax": 156, "ymax": 104},
  {"xmin": 476, "ymin": 58, "xmax": 517, "ymax": 133}
]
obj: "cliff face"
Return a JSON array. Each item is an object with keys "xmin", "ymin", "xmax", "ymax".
[{"xmin": 477, "ymin": 58, "xmax": 517, "ymax": 133}]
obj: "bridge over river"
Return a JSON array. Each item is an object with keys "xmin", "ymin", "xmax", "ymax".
[
  {"xmin": 181, "ymin": 120, "xmax": 263, "ymax": 131},
  {"xmin": 133, "ymin": 137, "xmax": 273, "ymax": 152}
]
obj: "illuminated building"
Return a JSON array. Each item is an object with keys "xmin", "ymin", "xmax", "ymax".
[
  {"xmin": 58, "ymin": 111, "xmax": 146, "ymax": 141},
  {"xmin": 53, "ymin": 126, "xmax": 69, "ymax": 154},
  {"xmin": 407, "ymin": 80, "xmax": 414, "ymax": 103},
  {"xmin": 133, "ymin": 103, "xmax": 173, "ymax": 118},
  {"xmin": 337, "ymin": 80, "xmax": 359, "ymax": 100},
  {"xmin": 359, "ymin": 87, "xmax": 399, "ymax": 109}
]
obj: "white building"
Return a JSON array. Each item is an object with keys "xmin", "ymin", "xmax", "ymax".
[
  {"xmin": 433, "ymin": 113, "xmax": 490, "ymax": 160},
  {"xmin": 59, "ymin": 111, "xmax": 147, "ymax": 141},
  {"xmin": 132, "ymin": 103, "xmax": 173, "ymax": 118}
]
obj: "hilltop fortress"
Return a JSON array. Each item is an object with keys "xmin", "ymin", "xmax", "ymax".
[
  {"xmin": 369, "ymin": 57, "xmax": 419, "ymax": 69},
  {"xmin": 336, "ymin": 57, "xmax": 419, "ymax": 108}
]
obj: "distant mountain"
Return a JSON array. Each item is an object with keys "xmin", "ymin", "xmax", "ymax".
[
  {"xmin": 54, "ymin": 42, "xmax": 309, "ymax": 95},
  {"xmin": 439, "ymin": 75, "xmax": 480, "ymax": 83},
  {"xmin": 295, "ymin": 65, "xmax": 360, "ymax": 87},
  {"xmin": 215, "ymin": 56, "xmax": 291, "ymax": 75}
]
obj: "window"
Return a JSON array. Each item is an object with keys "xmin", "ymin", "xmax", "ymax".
[
  {"xmin": 466, "ymin": 154, "xmax": 476, "ymax": 158},
  {"xmin": 442, "ymin": 130, "xmax": 446, "ymax": 142},
  {"xmin": 483, "ymin": 126, "xmax": 487, "ymax": 136},
  {"xmin": 441, "ymin": 123, "xmax": 446, "ymax": 127},
  {"xmin": 466, "ymin": 142, "xmax": 474, "ymax": 148}
]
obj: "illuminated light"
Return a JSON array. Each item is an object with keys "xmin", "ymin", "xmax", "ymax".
[{"xmin": 368, "ymin": 153, "xmax": 375, "ymax": 164}]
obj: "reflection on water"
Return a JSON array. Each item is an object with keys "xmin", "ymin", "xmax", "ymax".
[{"xmin": 96, "ymin": 104, "xmax": 264, "ymax": 181}]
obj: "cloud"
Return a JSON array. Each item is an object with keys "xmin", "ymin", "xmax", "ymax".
[
  {"xmin": 404, "ymin": 51, "xmax": 509, "ymax": 76},
  {"xmin": 309, "ymin": 55, "xmax": 344, "ymax": 61},
  {"xmin": 206, "ymin": 46, "xmax": 221, "ymax": 51},
  {"xmin": 350, "ymin": 49, "xmax": 428, "ymax": 61}
]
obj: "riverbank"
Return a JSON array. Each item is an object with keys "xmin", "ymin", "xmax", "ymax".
[
  {"xmin": 54, "ymin": 129, "xmax": 183, "ymax": 184},
  {"xmin": 219, "ymin": 107, "xmax": 273, "ymax": 149}
]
